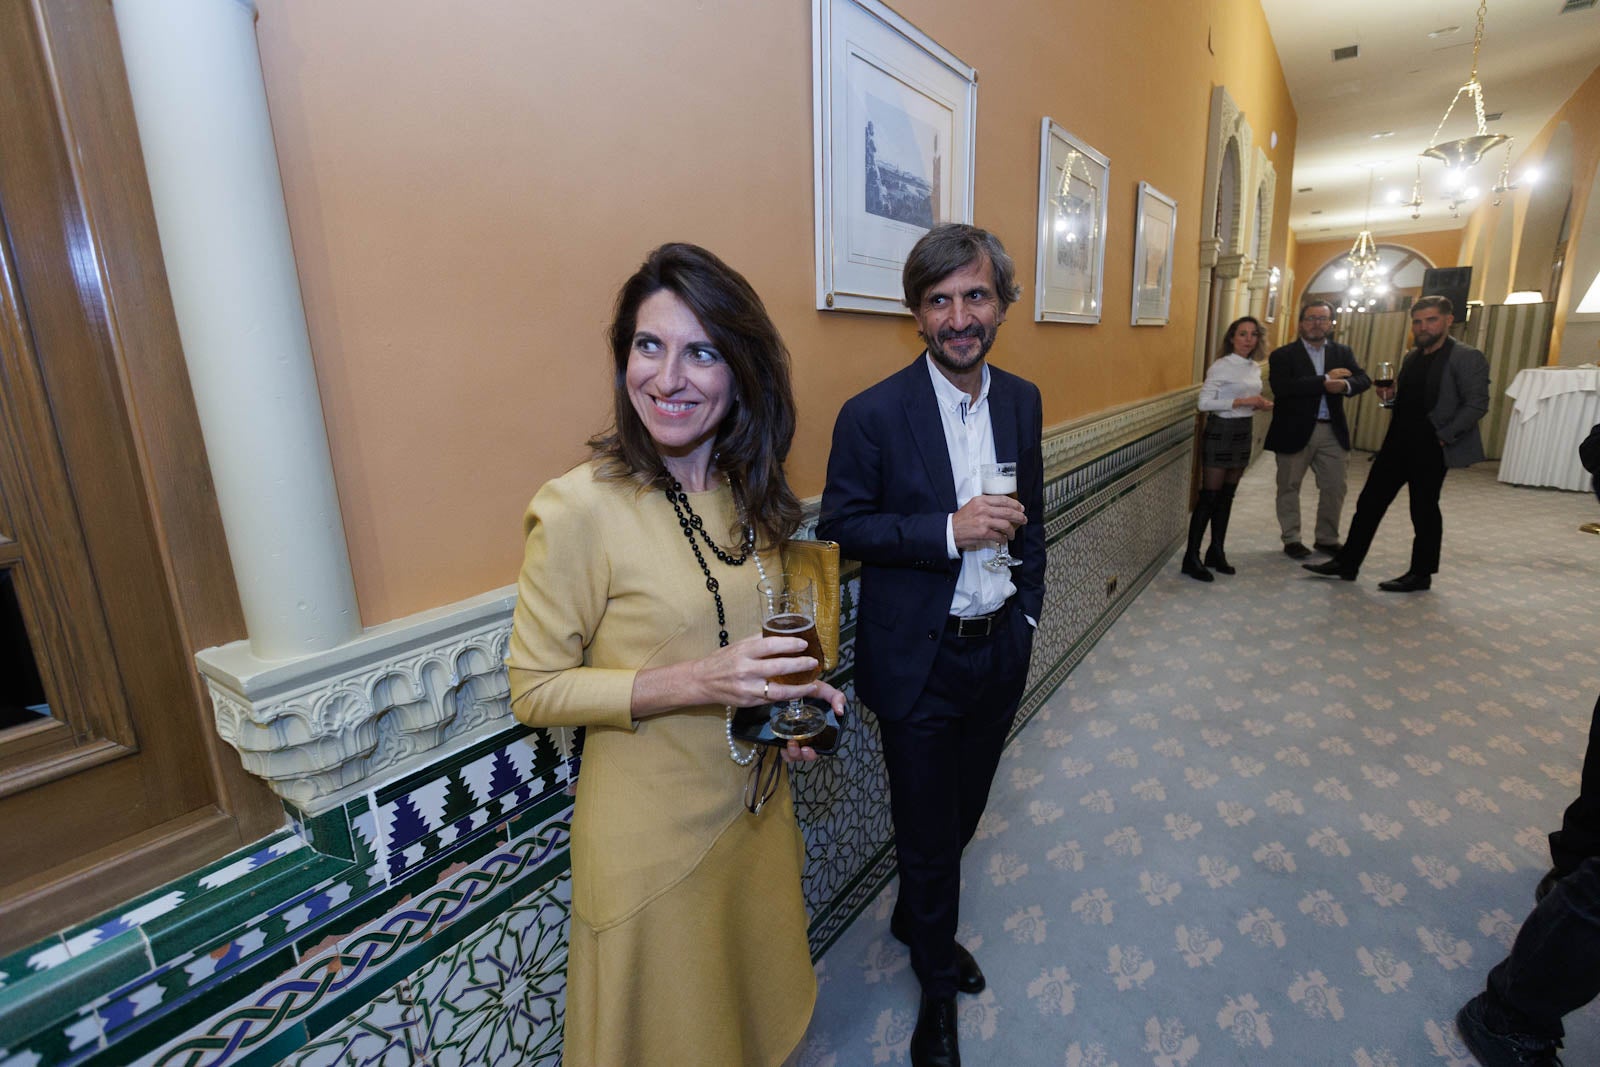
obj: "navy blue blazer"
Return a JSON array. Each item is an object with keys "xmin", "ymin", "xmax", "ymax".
[
  {"xmin": 1263, "ymin": 339, "xmax": 1370, "ymax": 453},
  {"xmin": 817, "ymin": 356, "xmax": 1045, "ymax": 723}
]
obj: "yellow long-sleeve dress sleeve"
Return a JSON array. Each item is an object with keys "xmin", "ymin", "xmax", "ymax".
[{"xmin": 505, "ymin": 461, "xmax": 815, "ymax": 1067}]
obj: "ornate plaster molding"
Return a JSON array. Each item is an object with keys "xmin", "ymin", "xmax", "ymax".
[
  {"xmin": 199, "ymin": 588, "xmax": 519, "ymax": 814},
  {"xmin": 1214, "ymin": 252, "xmax": 1251, "ymax": 280}
]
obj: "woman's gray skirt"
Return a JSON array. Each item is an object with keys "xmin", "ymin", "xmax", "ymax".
[{"xmin": 1202, "ymin": 413, "xmax": 1253, "ymax": 469}]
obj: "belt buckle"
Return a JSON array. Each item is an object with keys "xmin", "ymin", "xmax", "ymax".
[{"xmin": 957, "ymin": 614, "xmax": 994, "ymax": 637}]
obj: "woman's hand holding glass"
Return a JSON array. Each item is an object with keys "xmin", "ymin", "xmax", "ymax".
[{"xmin": 657, "ymin": 634, "xmax": 845, "ymax": 763}]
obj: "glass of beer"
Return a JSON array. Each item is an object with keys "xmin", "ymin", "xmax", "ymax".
[
  {"xmin": 979, "ymin": 461, "xmax": 1023, "ymax": 571},
  {"xmin": 757, "ymin": 574, "xmax": 825, "ymax": 741},
  {"xmin": 1375, "ymin": 360, "xmax": 1396, "ymax": 408}
]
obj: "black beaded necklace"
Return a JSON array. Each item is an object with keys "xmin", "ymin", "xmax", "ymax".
[{"xmin": 664, "ymin": 476, "xmax": 752, "ymax": 648}]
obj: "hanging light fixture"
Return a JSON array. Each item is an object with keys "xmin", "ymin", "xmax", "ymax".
[
  {"xmin": 1420, "ymin": 0, "xmax": 1507, "ymax": 169},
  {"xmin": 1344, "ymin": 170, "xmax": 1385, "ymax": 310},
  {"xmin": 1491, "ymin": 140, "xmax": 1518, "ymax": 206}
]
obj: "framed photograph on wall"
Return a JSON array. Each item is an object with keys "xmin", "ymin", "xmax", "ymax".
[
  {"xmin": 813, "ymin": 0, "xmax": 977, "ymax": 315},
  {"xmin": 1034, "ymin": 119, "xmax": 1109, "ymax": 324},
  {"xmin": 1131, "ymin": 181, "xmax": 1177, "ymax": 326}
]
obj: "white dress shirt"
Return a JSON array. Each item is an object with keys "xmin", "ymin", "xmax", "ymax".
[
  {"xmin": 1305, "ymin": 341, "xmax": 1332, "ymax": 420},
  {"xmin": 1197, "ymin": 354, "xmax": 1264, "ymax": 418},
  {"xmin": 924, "ymin": 355, "xmax": 1015, "ymax": 617}
]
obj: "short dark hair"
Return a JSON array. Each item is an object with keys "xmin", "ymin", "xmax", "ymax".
[
  {"xmin": 902, "ymin": 223, "xmax": 1021, "ymax": 312},
  {"xmin": 1218, "ymin": 316, "xmax": 1265, "ymax": 361},
  {"xmin": 1300, "ymin": 300, "xmax": 1335, "ymax": 320},
  {"xmin": 589, "ymin": 243, "xmax": 801, "ymax": 547},
  {"xmin": 1411, "ymin": 294, "xmax": 1454, "ymax": 317}
]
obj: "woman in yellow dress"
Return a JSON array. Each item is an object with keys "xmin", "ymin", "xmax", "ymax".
[{"xmin": 507, "ymin": 243, "xmax": 845, "ymax": 1065}]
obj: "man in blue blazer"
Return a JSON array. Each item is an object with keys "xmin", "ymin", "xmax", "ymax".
[
  {"xmin": 1263, "ymin": 300, "xmax": 1371, "ymax": 558},
  {"xmin": 820, "ymin": 224, "xmax": 1044, "ymax": 1067},
  {"xmin": 1305, "ymin": 295, "xmax": 1490, "ymax": 591}
]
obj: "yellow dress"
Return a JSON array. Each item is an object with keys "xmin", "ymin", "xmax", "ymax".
[{"xmin": 507, "ymin": 460, "xmax": 816, "ymax": 1067}]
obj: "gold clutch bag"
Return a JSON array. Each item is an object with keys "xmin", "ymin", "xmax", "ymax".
[{"xmin": 781, "ymin": 538, "xmax": 840, "ymax": 670}]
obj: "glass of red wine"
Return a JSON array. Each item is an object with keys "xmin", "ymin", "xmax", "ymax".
[{"xmin": 1374, "ymin": 360, "xmax": 1396, "ymax": 409}]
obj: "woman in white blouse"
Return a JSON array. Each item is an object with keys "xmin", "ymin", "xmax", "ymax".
[{"xmin": 1183, "ymin": 316, "xmax": 1274, "ymax": 581}]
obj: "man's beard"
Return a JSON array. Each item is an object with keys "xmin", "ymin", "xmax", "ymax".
[{"xmin": 925, "ymin": 323, "xmax": 998, "ymax": 374}]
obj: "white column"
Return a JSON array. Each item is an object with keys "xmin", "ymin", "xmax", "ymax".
[{"xmin": 113, "ymin": 0, "xmax": 360, "ymax": 659}]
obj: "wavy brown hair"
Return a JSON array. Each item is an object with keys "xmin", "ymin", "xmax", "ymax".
[
  {"xmin": 1218, "ymin": 315, "xmax": 1265, "ymax": 361},
  {"xmin": 902, "ymin": 223, "xmax": 1022, "ymax": 313},
  {"xmin": 588, "ymin": 243, "xmax": 801, "ymax": 548}
]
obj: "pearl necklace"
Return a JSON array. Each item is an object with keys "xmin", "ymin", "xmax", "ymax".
[{"xmin": 663, "ymin": 477, "xmax": 768, "ymax": 766}]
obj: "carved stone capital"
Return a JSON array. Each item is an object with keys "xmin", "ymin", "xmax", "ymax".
[
  {"xmin": 1214, "ymin": 252, "xmax": 1250, "ymax": 280},
  {"xmin": 198, "ymin": 588, "xmax": 519, "ymax": 814}
]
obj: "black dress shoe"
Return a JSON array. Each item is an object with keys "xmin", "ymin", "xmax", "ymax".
[
  {"xmin": 1377, "ymin": 572, "xmax": 1431, "ymax": 592},
  {"xmin": 910, "ymin": 994, "xmax": 960, "ymax": 1067},
  {"xmin": 889, "ymin": 913, "xmax": 986, "ymax": 994},
  {"xmin": 1302, "ymin": 559, "xmax": 1357, "ymax": 580},
  {"xmin": 1180, "ymin": 553, "xmax": 1214, "ymax": 582},
  {"xmin": 1203, "ymin": 547, "xmax": 1236, "ymax": 575},
  {"xmin": 1535, "ymin": 868, "xmax": 1563, "ymax": 903},
  {"xmin": 1282, "ymin": 541, "xmax": 1311, "ymax": 559},
  {"xmin": 1313, "ymin": 540, "xmax": 1344, "ymax": 554}
]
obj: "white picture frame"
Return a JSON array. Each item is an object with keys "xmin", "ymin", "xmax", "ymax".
[
  {"xmin": 1034, "ymin": 119, "xmax": 1109, "ymax": 324},
  {"xmin": 813, "ymin": 0, "xmax": 977, "ymax": 315},
  {"xmin": 1131, "ymin": 181, "xmax": 1177, "ymax": 326}
]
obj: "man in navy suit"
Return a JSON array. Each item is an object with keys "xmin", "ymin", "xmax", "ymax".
[
  {"xmin": 1263, "ymin": 300, "xmax": 1371, "ymax": 558},
  {"xmin": 819, "ymin": 224, "xmax": 1045, "ymax": 1067}
]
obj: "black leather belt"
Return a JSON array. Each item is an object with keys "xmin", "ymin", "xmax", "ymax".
[{"xmin": 947, "ymin": 608, "xmax": 1007, "ymax": 637}]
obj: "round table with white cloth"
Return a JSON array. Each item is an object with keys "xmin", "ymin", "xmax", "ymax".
[{"xmin": 1498, "ymin": 366, "xmax": 1600, "ymax": 492}]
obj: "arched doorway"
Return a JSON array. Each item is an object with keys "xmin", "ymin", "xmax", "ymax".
[
  {"xmin": 1511, "ymin": 122, "xmax": 1574, "ymax": 301},
  {"xmin": 1203, "ymin": 138, "xmax": 1244, "ymax": 368},
  {"xmin": 1301, "ymin": 244, "xmax": 1437, "ymax": 316}
]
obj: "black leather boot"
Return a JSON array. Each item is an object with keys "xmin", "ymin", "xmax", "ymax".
[
  {"xmin": 910, "ymin": 993, "xmax": 960, "ymax": 1067},
  {"xmin": 1182, "ymin": 491, "xmax": 1215, "ymax": 582},
  {"xmin": 1204, "ymin": 483, "xmax": 1237, "ymax": 574}
]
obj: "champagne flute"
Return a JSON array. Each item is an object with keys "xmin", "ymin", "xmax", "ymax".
[
  {"xmin": 979, "ymin": 461, "xmax": 1022, "ymax": 570},
  {"xmin": 756, "ymin": 574, "xmax": 826, "ymax": 741},
  {"xmin": 1374, "ymin": 360, "xmax": 1396, "ymax": 409}
]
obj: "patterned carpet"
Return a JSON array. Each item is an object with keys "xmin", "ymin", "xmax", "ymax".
[{"xmin": 795, "ymin": 454, "xmax": 1600, "ymax": 1067}]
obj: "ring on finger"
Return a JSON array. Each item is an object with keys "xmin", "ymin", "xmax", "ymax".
[{"xmin": 763, "ymin": 680, "xmax": 770, "ymax": 701}]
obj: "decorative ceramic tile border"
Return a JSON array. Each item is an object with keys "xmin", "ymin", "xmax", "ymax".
[
  {"xmin": 0, "ymin": 729, "xmax": 569, "ymax": 1067},
  {"xmin": 132, "ymin": 805, "xmax": 571, "ymax": 1067}
]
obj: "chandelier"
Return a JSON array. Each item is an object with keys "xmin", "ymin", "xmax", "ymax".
[
  {"xmin": 1421, "ymin": 0, "xmax": 1506, "ymax": 167},
  {"xmin": 1404, "ymin": 0, "xmax": 1514, "ymax": 219},
  {"xmin": 1340, "ymin": 171, "xmax": 1385, "ymax": 313}
]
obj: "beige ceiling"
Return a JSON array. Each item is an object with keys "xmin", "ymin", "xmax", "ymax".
[{"xmin": 1261, "ymin": 0, "xmax": 1600, "ymax": 241}]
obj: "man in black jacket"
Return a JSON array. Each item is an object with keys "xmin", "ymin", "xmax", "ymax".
[
  {"xmin": 1304, "ymin": 296, "xmax": 1490, "ymax": 591},
  {"xmin": 1263, "ymin": 300, "xmax": 1371, "ymax": 559}
]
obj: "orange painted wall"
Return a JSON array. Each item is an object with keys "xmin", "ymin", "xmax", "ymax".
[
  {"xmin": 1457, "ymin": 62, "xmax": 1600, "ymax": 359},
  {"xmin": 252, "ymin": 0, "xmax": 1297, "ymax": 625}
]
